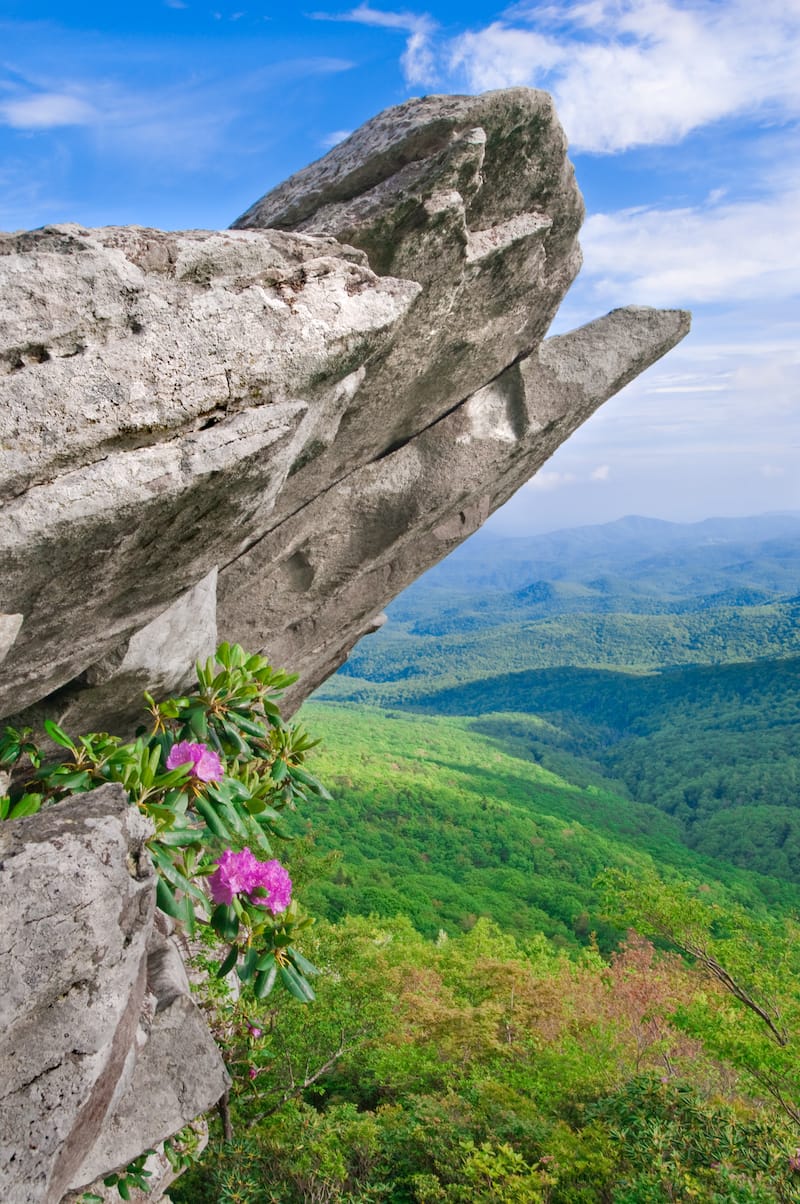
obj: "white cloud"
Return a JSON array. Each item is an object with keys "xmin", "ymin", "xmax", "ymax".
[
  {"xmin": 311, "ymin": 5, "xmax": 438, "ymax": 85},
  {"xmin": 579, "ymin": 183, "xmax": 800, "ymax": 306},
  {"xmin": 0, "ymin": 92, "xmax": 96, "ymax": 129},
  {"xmin": 527, "ymin": 469, "xmax": 577, "ymax": 491},
  {"xmin": 445, "ymin": 0, "xmax": 800, "ymax": 152},
  {"xmin": 760, "ymin": 464, "xmax": 786, "ymax": 478},
  {"xmin": 320, "ymin": 128, "xmax": 353, "ymax": 149},
  {"xmin": 590, "ymin": 464, "xmax": 610, "ymax": 481}
]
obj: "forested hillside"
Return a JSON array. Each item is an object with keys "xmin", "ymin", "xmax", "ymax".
[
  {"xmin": 314, "ymin": 514, "xmax": 800, "ymax": 884},
  {"xmin": 295, "ymin": 703, "xmax": 795, "ymax": 942},
  {"xmin": 169, "ymin": 515, "xmax": 800, "ymax": 1204}
]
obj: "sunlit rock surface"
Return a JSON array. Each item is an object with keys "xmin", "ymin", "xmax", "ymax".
[
  {"xmin": 0, "ymin": 88, "xmax": 688, "ymax": 732},
  {"xmin": 0, "ymin": 785, "xmax": 228, "ymax": 1204}
]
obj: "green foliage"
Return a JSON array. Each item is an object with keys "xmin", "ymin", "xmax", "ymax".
[
  {"xmin": 312, "ymin": 516, "xmax": 800, "ymax": 885},
  {"xmin": 290, "ymin": 703, "xmax": 794, "ymax": 948},
  {"xmin": 1, "ymin": 643, "xmax": 328, "ymax": 1003},
  {"xmin": 600, "ymin": 869, "xmax": 800, "ymax": 1127},
  {"xmin": 173, "ymin": 914, "xmax": 800, "ymax": 1204}
]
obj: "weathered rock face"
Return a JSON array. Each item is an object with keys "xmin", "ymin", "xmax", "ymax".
[
  {"xmin": 0, "ymin": 786, "xmax": 229, "ymax": 1204},
  {"xmin": 0, "ymin": 85, "xmax": 689, "ymax": 731}
]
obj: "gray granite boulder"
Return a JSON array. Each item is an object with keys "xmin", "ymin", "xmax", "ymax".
[
  {"xmin": 0, "ymin": 787, "xmax": 229, "ymax": 1204},
  {"xmin": 0, "ymin": 88, "xmax": 688, "ymax": 735}
]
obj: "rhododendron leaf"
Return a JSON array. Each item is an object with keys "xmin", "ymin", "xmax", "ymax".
[
  {"xmin": 238, "ymin": 947, "xmax": 259, "ymax": 982},
  {"xmin": 244, "ymin": 819, "xmax": 273, "ymax": 855},
  {"xmin": 210, "ymin": 904, "xmax": 240, "ymax": 941},
  {"xmin": 156, "ymin": 877, "xmax": 182, "ymax": 919},
  {"xmin": 186, "ymin": 707, "xmax": 209, "ymax": 740},
  {"xmin": 168, "ymin": 789, "xmax": 190, "ymax": 814},
  {"xmin": 145, "ymin": 804, "xmax": 179, "ymax": 828},
  {"xmin": 270, "ymin": 760, "xmax": 289, "ymax": 783},
  {"xmin": 154, "ymin": 767, "xmax": 192, "ymax": 791},
  {"xmin": 287, "ymin": 947, "xmax": 320, "ymax": 977},
  {"xmin": 290, "ymin": 765, "xmax": 332, "ymax": 800},
  {"xmin": 50, "ymin": 769, "xmax": 92, "ymax": 792},
  {"xmin": 193, "ymin": 796, "xmax": 234, "ymax": 841},
  {"xmin": 43, "ymin": 719, "xmax": 76, "ymax": 751},
  {"xmin": 254, "ymin": 960, "xmax": 278, "ymax": 998},
  {"xmin": 218, "ymin": 718, "xmax": 250, "ymax": 756},
  {"xmin": 155, "ymin": 826, "xmax": 203, "ymax": 847},
  {"xmin": 228, "ymin": 711, "xmax": 268, "ymax": 739},
  {"xmin": 0, "ymin": 742, "xmax": 20, "ymax": 765},
  {"xmin": 216, "ymin": 946, "xmax": 239, "ymax": 978},
  {"xmin": 8, "ymin": 793, "xmax": 42, "ymax": 820},
  {"xmin": 151, "ymin": 848, "xmax": 207, "ymax": 906},
  {"xmin": 279, "ymin": 962, "xmax": 315, "ymax": 1003}
]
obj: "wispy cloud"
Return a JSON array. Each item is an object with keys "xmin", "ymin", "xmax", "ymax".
[
  {"xmin": 0, "ymin": 52, "xmax": 353, "ymax": 165},
  {"xmin": 381, "ymin": 0, "xmax": 800, "ymax": 153},
  {"xmin": 320, "ymin": 128, "xmax": 353, "ymax": 148},
  {"xmin": 527, "ymin": 469, "xmax": 577, "ymax": 492},
  {"xmin": 310, "ymin": 4, "xmax": 438, "ymax": 85},
  {"xmin": 0, "ymin": 92, "xmax": 97, "ymax": 128},
  {"xmin": 580, "ymin": 179, "xmax": 800, "ymax": 306},
  {"xmin": 527, "ymin": 464, "xmax": 612, "ymax": 490}
]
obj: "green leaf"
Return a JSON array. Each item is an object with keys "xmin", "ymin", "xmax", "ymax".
[
  {"xmin": 0, "ymin": 742, "xmax": 20, "ymax": 766},
  {"xmin": 154, "ymin": 825, "xmax": 204, "ymax": 848},
  {"xmin": 49, "ymin": 769, "xmax": 93, "ymax": 792},
  {"xmin": 193, "ymin": 795, "xmax": 233, "ymax": 841},
  {"xmin": 210, "ymin": 904, "xmax": 240, "ymax": 941},
  {"xmin": 218, "ymin": 718, "xmax": 250, "ymax": 756},
  {"xmin": 118, "ymin": 1178, "xmax": 131, "ymax": 1201},
  {"xmin": 216, "ymin": 945, "xmax": 239, "ymax": 978},
  {"xmin": 155, "ymin": 877, "xmax": 182, "ymax": 920},
  {"xmin": 8, "ymin": 793, "xmax": 44, "ymax": 820},
  {"xmin": 289, "ymin": 764, "xmax": 332, "ymax": 800},
  {"xmin": 43, "ymin": 719, "xmax": 76, "ymax": 751},
  {"xmin": 287, "ymin": 947, "xmax": 320, "ymax": 977},
  {"xmin": 155, "ymin": 767, "xmax": 193, "ymax": 790},
  {"xmin": 279, "ymin": 961, "xmax": 316, "ymax": 1003},
  {"xmin": 238, "ymin": 946, "xmax": 259, "ymax": 982},
  {"xmin": 254, "ymin": 961, "xmax": 279, "ymax": 998},
  {"xmin": 270, "ymin": 759, "xmax": 289, "ymax": 783},
  {"xmin": 185, "ymin": 707, "xmax": 209, "ymax": 740},
  {"xmin": 144, "ymin": 804, "xmax": 180, "ymax": 829},
  {"xmin": 150, "ymin": 847, "xmax": 207, "ymax": 906},
  {"xmin": 228, "ymin": 711, "xmax": 268, "ymax": 739}
]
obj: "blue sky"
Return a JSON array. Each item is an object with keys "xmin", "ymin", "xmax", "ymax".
[{"xmin": 2, "ymin": 0, "xmax": 798, "ymax": 534}]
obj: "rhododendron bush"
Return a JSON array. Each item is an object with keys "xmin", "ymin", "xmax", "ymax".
[{"xmin": 0, "ymin": 642, "xmax": 326, "ymax": 1004}]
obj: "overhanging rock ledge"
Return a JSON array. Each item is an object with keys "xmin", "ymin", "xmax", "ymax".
[{"xmin": 0, "ymin": 87, "xmax": 689, "ymax": 732}]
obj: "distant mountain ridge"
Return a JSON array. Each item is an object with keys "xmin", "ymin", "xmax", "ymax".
[{"xmin": 392, "ymin": 512, "xmax": 800, "ymax": 610}]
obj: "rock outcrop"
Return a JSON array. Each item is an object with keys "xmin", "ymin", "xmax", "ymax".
[
  {"xmin": 0, "ymin": 88, "xmax": 689, "ymax": 734},
  {"xmin": 0, "ymin": 785, "xmax": 229, "ymax": 1204},
  {"xmin": 0, "ymin": 88, "xmax": 690, "ymax": 1201}
]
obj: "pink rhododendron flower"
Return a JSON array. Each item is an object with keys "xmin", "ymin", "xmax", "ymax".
[
  {"xmin": 208, "ymin": 848, "xmax": 261, "ymax": 905},
  {"xmin": 207, "ymin": 847, "xmax": 292, "ymax": 914},
  {"xmin": 166, "ymin": 740, "xmax": 222, "ymax": 783},
  {"xmin": 248, "ymin": 1066, "xmax": 258, "ymax": 1080},
  {"xmin": 247, "ymin": 1025, "xmax": 263, "ymax": 1039},
  {"xmin": 249, "ymin": 858, "xmax": 293, "ymax": 914},
  {"xmin": 789, "ymin": 1149, "xmax": 800, "ymax": 1172}
]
